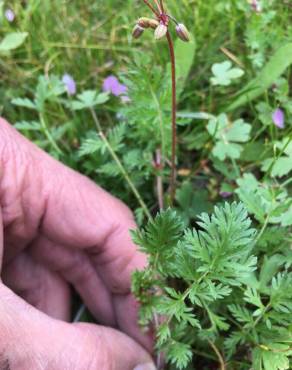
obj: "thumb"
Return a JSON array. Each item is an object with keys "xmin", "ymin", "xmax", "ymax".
[
  {"xmin": 0, "ymin": 283, "xmax": 155, "ymax": 370},
  {"xmin": 73, "ymin": 323, "xmax": 156, "ymax": 370}
]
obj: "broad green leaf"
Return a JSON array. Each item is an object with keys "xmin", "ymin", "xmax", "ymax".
[
  {"xmin": 173, "ymin": 39, "xmax": 196, "ymax": 95},
  {"xmin": 236, "ymin": 189, "xmax": 266, "ymax": 223},
  {"xmin": 226, "ymin": 119, "xmax": 251, "ymax": 142},
  {"xmin": 71, "ymin": 91, "xmax": 109, "ymax": 110},
  {"xmin": 211, "ymin": 61, "xmax": 244, "ymax": 86},
  {"xmin": 236, "ymin": 173, "xmax": 292, "ymax": 225},
  {"xmin": 213, "ymin": 141, "xmax": 242, "ymax": 160},
  {"xmin": 262, "ymin": 158, "xmax": 292, "ymax": 178},
  {"xmin": 207, "ymin": 114, "xmax": 251, "ymax": 160},
  {"xmin": 261, "ymin": 139, "xmax": 292, "ymax": 177},
  {"xmin": 252, "ymin": 348, "xmax": 263, "ymax": 370},
  {"xmin": 227, "ymin": 43, "xmax": 292, "ymax": 111},
  {"xmin": 262, "ymin": 345, "xmax": 291, "ymax": 370},
  {"xmin": 279, "ymin": 206, "xmax": 292, "ymax": 227},
  {"xmin": 0, "ymin": 32, "xmax": 28, "ymax": 52},
  {"xmin": 236, "ymin": 173, "xmax": 261, "ymax": 192}
]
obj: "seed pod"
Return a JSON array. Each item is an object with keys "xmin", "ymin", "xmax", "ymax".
[
  {"xmin": 154, "ymin": 23, "xmax": 168, "ymax": 40},
  {"xmin": 132, "ymin": 24, "xmax": 145, "ymax": 39},
  {"xmin": 175, "ymin": 23, "xmax": 190, "ymax": 42}
]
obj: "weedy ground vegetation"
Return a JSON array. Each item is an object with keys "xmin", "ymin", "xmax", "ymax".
[{"xmin": 0, "ymin": 1, "xmax": 291, "ymax": 369}]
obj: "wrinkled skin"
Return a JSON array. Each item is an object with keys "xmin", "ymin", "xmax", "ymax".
[{"xmin": 0, "ymin": 119, "xmax": 154, "ymax": 370}]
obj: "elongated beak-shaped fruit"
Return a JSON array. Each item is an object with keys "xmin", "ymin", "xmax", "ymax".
[
  {"xmin": 132, "ymin": 24, "xmax": 145, "ymax": 39},
  {"xmin": 175, "ymin": 23, "xmax": 190, "ymax": 42},
  {"xmin": 154, "ymin": 23, "xmax": 168, "ymax": 40}
]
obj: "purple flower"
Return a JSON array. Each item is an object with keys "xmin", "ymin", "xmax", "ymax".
[
  {"xmin": 272, "ymin": 108, "xmax": 285, "ymax": 129},
  {"xmin": 5, "ymin": 9, "xmax": 15, "ymax": 22},
  {"xmin": 62, "ymin": 74, "xmax": 76, "ymax": 96},
  {"xmin": 102, "ymin": 75, "xmax": 128, "ymax": 97}
]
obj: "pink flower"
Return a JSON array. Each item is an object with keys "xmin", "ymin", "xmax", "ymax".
[{"xmin": 272, "ymin": 108, "xmax": 285, "ymax": 129}]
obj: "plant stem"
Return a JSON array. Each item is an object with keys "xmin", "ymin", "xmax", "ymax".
[
  {"xmin": 39, "ymin": 113, "xmax": 63, "ymax": 155},
  {"xmin": 73, "ymin": 304, "xmax": 86, "ymax": 322},
  {"xmin": 207, "ymin": 340, "xmax": 226, "ymax": 370},
  {"xmin": 143, "ymin": 0, "xmax": 160, "ymax": 16},
  {"xmin": 153, "ymin": 0, "xmax": 162, "ymax": 13},
  {"xmin": 253, "ymin": 212, "xmax": 271, "ymax": 247},
  {"xmin": 166, "ymin": 31, "xmax": 177, "ymax": 205},
  {"xmin": 89, "ymin": 108, "xmax": 152, "ymax": 221},
  {"xmin": 150, "ymin": 85, "xmax": 166, "ymax": 159},
  {"xmin": 231, "ymin": 157, "xmax": 240, "ymax": 178},
  {"xmin": 155, "ymin": 149, "xmax": 164, "ymax": 210}
]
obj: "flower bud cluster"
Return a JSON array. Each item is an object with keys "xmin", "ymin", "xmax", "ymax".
[{"xmin": 132, "ymin": 14, "xmax": 190, "ymax": 42}]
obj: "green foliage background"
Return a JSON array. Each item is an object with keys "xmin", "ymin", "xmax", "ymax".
[{"xmin": 0, "ymin": 0, "xmax": 291, "ymax": 369}]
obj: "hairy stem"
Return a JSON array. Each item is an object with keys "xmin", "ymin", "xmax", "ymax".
[
  {"xmin": 166, "ymin": 31, "xmax": 177, "ymax": 205},
  {"xmin": 89, "ymin": 108, "xmax": 152, "ymax": 220}
]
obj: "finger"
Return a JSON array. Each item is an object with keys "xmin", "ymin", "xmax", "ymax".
[
  {"xmin": 72, "ymin": 323, "xmax": 156, "ymax": 370},
  {"xmin": 30, "ymin": 235, "xmax": 116, "ymax": 326},
  {"xmin": 88, "ymin": 215, "xmax": 147, "ymax": 293},
  {"xmin": 114, "ymin": 293, "xmax": 154, "ymax": 353},
  {"xmin": 0, "ymin": 118, "xmax": 146, "ymax": 290},
  {"xmin": 0, "ymin": 119, "xmax": 150, "ymax": 344},
  {"xmin": 0, "ymin": 211, "xmax": 3, "ymax": 273},
  {"xmin": 2, "ymin": 251, "xmax": 70, "ymax": 321},
  {"xmin": 0, "ymin": 283, "xmax": 156, "ymax": 370}
]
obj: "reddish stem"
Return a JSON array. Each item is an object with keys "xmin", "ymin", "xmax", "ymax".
[
  {"xmin": 160, "ymin": 0, "xmax": 165, "ymax": 12},
  {"xmin": 143, "ymin": 0, "xmax": 160, "ymax": 17},
  {"xmin": 166, "ymin": 31, "xmax": 177, "ymax": 205},
  {"xmin": 153, "ymin": 0, "xmax": 162, "ymax": 13}
]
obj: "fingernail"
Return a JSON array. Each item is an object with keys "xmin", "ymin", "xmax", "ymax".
[{"xmin": 133, "ymin": 363, "xmax": 157, "ymax": 370}]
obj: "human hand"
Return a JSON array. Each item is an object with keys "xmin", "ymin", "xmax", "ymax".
[{"xmin": 0, "ymin": 119, "xmax": 155, "ymax": 370}]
